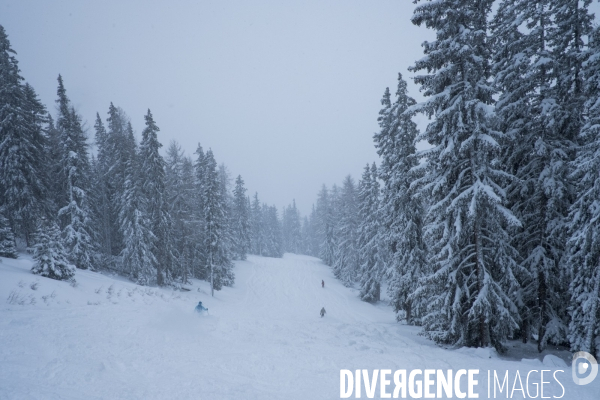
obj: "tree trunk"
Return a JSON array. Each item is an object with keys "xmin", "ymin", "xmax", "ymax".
[{"xmin": 538, "ymin": 270, "xmax": 547, "ymax": 352}]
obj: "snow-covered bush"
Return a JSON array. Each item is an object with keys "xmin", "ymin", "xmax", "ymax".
[
  {"xmin": 0, "ymin": 211, "xmax": 17, "ymax": 259},
  {"xmin": 31, "ymin": 222, "xmax": 75, "ymax": 281}
]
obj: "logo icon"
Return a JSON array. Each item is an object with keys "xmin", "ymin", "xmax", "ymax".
[{"xmin": 572, "ymin": 351, "xmax": 598, "ymax": 385}]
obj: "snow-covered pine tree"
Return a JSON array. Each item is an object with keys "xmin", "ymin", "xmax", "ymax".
[
  {"xmin": 31, "ymin": 220, "xmax": 75, "ymax": 281},
  {"xmin": 291, "ymin": 201, "xmax": 302, "ymax": 254},
  {"xmin": 375, "ymin": 75, "xmax": 427, "ymax": 324},
  {"xmin": 565, "ymin": 25, "xmax": 600, "ymax": 359},
  {"xmin": 180, "ymin": 155, "xmax": 198, "ymax": 281},
  {"xmin": 549, "ymin": 0, "xmax": 595, "ymax": 349},
  {"xmin": 88, "ymin": 155, "xmax": 105, "ymax": 268},
  {"xmin": 282, "ymin": 200, "xmax": 302, "ymax": 254},
  {"xmin": 358, "ymin": 163, "xmax": 384, "ymax": 303},
  {"xmin": 192, "ymin": 143, "xmax": 209, "ymax": 279},
  {"xmin": 260, "ymin": 203, "xmax": 270, "ymax": 257},
  {"xmin": 91, "ymin": 113, "xmax": 113, "ymax": 265},
  {"xmin": 54, "ymin": 76, "xmax": 75, "ymax": 207},
  {"xmin": 104, "ymin": 103, "xmax": 134, "ymax": 258},
  {"xmin": 282, "ymin": 206, "xmax": 289, "ymax": 252},
  {"xmin": 373, "ymin": 87, "xmax": 393, "ymax": 181},
  {"xmin": 139, "ymin": 109, "xmax": 172, "ymax": 285},
  {"xmin": 316, "ymin": 185, "xmax": 336, "ymax": 266},
  {"xmin": 250, "ymin": 193, "xmax": 264, "ymax": 255},
  {"xmin": 262, "ymin": 204, "xmax": 283, "ymax": 258},
  {"xmin": 246, "ymin": 196, "xmax": 253, "ymax": 251},
  {"xmin": 0, "ymin": 26, "xmax": 49, "ymax": 245},
  {"xmin": 218, "ymin": 164, "xmax": 235, "ymax": 283},
  {"xmin": 119, "ymin": 137, "xmax": 156, "ymax": 285},
  {"xmin": 550, "ymin": 0, "xmax": 594, "ymax": 146},
  {"xmin": 329, "ymin": 184, "xmax": 341, "ymax": 253},
  {"xmin": 300, "ymin": 215, "xmax": 311, "ymax": 255},
  {"xmin": 45, "ymin": 114, "xmax": 63, "ymax": 214},
  {"xmin": 307, "ymin": 205, "xmax": 320, "ymax": 257},
  {"xmin": 0, "ymin": 210, "xmax": 17, "ymax": 258},
  {"xmin": 272, "ymin": 205, "xmax": 283, "ymax": 257},
  {"xmin": 22, "ymin": 82, "xmax": 52, "ymax": 215},
  {"xmin": 411, "ymin": 0, "xmax": 521, "ymax": 349},
  {"xmin": 165, "ymin": 141, "xmax": 190, "ymax": 283},
  {"xmin": 231, "ymin": 175, "xmax": 251, "ymax": 260},
  {"xmin": 491, "ymin": 0, "xmax": 576, "ymax": 350},
  {"xmin": 202, "ymin": 149, "xmax": 234, "ymax": 293},
  {"xmin": 332, "ymin": 176, "xmax": 359, "ymax": 286},
  {"xmin": 55, "ymin": 75, "xmax": 95, "ymax": 270}
]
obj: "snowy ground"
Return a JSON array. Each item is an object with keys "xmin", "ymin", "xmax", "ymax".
[{"xmin": 1, "ymin": 254, "xmax": 598, "ymax": 399}]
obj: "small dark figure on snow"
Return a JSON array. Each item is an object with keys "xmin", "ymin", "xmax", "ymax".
[
  {"xmin": 321, "ymin": 280, "xmax": 324, "ymax": 288},
  {"xmin": 195, "ymin": 301, "xmax": 208, "ymax": 313},
  {"xmin": 320, "ymin": 307, "xmax": 326, "ymax": 317}
]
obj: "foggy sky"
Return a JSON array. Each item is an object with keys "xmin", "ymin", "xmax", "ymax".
[{"xmin": 4, "ymin": 1, "xmax": 450, "ymax": 215}]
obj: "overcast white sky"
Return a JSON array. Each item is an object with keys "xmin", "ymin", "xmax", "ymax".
[
  {"xmin": 6, "ymin": 1, "xmax": 595, "ymax": 216},
  {"xmin": 2, "ymin": 0, "xmax": 435, "ymax": 215}
]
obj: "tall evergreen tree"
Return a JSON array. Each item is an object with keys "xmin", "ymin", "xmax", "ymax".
[
  {"xmin": 565, "ymin": 25, "xmax": 600, "ymax": 359},
  {"xmin": 180, "ymin": 156, "xmax": 198, "ymax": 281},
  {"xmin": 491, "ymin": 0, "xmax": 577, "ymax": 350},
  {"xmin": 0, "ymin": 27, "xmax": 49, "ymax": 245},
  {"xmin": 22, "ymin": 82, "xmax": 51, "ymax": 214},
  {"xmin": 316, "ymin": 185, "xmax": 336, "ymax": 266},
  {"xmin": 91, "ymin": 113, "xmax": 113, "ymax": 264},
  {"xmin": 46, "ymin": 114, "xmax": 63, "ymax": 213},
  {"xmin": 119, "ymin": 140, "xmax": 156, "ymax": 285},
  {"xmin": 139, "ymin": 109, "xmax": 172, "ymax": 285},
  {"xmin": 165, "ymin": 141, "xmax": 189, "ymax": 283},
  {"xmin": 411, "ymin": 0, "xmax": 521, "ymax": 349},
  {"xmin": 55, "ymin": 75, "xmax": 95, "ymax": 270},
  {"xmin": 548, "ymin": 0, "xmax": 595, "ymax": 351},
  {"xmin": 358, "ymin": 164, "xmax": 384, "ymax": 303},
  {"xmin": 193, "ymin": 143, "xmax": 208, "ymax": 279},
  {"xmin": 202, "ymin": 150, "xmax": 234, "ymax": 294},
  {"xmin": 332, "ymin": 176, "xmax": 359, "ymax": 286},
  {"xmin": 104, "ymin": 103, "xmax": 134, "ymax": 258},
  {"xmin": 375, "ymin": 75, "xmax": 428, "ymax": 324},
  {"xmin": 218, "ymin": 163, "xmax": 234, "ymax": 272},
  {"xmin": 299, "ymin": 215, "xmax": 312, "ymax": 255},
  {"xmin": 282, "ymin": 200, "xmax": 302, "ymax": 254},
  {"xmin": 231, "ymin": 175, "xmax": 251, "ymax": 260},
  {"xmin": 250, "ymin": 193, "xmax": 264, "ymax": 255},
  {"xmin": 305, "ymin": 205, "xmax": 320, "ymax": 257},
  {"xmin": 550, "ymin": 0, "xmax": 594, "ymax": 147},
  {"xmin": 262, "ymin": 204, "xmax": 283, "ymax": 258}
]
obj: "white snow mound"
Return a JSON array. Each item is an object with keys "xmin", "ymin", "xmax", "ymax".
[{"xmin": 1, "ymin": 253, "xmax": 597, "ymax": 399}]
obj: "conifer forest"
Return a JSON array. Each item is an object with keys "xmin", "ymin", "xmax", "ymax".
[{"xmin": 2, "ymin": 0, "xmax": 600, "ymax": 366}]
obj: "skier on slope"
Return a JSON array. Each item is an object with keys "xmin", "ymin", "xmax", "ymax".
[
  {"xmin": 321, "ymin": 280, "xmax": 324, "ymax": 288},
  {"xmin": 320, "ymin": 307, "xmax": 326, "ymax": 317},
  {"xmin": 195, "ymin": 301, "xmax": 208, "ymax": 313}
]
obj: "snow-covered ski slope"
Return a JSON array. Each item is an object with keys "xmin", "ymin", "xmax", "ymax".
[{"xmin": 1, "ymin": 254, "xmax": 598, "ymax": 399}]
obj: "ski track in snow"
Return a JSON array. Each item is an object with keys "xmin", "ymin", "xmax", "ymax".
[{"xmin": 0, "ymin": 254, "xmax": 598, "ymax": 399}]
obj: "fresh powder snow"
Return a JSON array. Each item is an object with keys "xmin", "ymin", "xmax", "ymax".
[{"xmin": 1, "ymin": 254, "xmax": 597, "ymax": 399}]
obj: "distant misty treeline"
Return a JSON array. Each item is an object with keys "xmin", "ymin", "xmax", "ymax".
[
  {"xmin": 301, "ymin": 0, "xmax": 600, "ymax": 357},
  {"xmin": 0, "ymin": 24, "xmax": 290, "ymax": 291}
]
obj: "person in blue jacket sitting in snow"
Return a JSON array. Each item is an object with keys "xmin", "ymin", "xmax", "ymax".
[{"xmin": 195, "ymin": 301, "xmax": 208, "ymax": 313}]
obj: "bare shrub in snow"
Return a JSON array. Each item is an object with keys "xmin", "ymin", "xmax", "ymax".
[
  {"xmin": 7, "ymin": 291, "xmax": 36, "ymax": 305},
  {"xmin": 42, "ymin": 291, "xmax": 57, "ymax": 304},
  {"xmin": 6, "ymin": 291, "xmax": 20, "ymax": 304},
  {"xmin": 106, "ymin": 284, "xmax": 114, "ymax": 298}
]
